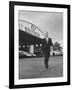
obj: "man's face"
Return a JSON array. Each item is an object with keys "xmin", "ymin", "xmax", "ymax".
[{"xmin": 45, "ymin": 32, "xmax": 48, "ymax": 38}]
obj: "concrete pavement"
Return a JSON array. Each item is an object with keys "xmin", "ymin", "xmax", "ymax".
[{"xmin": 19, "ymin": 56, "xmax": 63, "ymax": 79}]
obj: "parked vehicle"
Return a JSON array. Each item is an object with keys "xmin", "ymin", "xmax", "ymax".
[{"xmin": 50, "ymin": 50, "xmax": 63, "ymax": 56}]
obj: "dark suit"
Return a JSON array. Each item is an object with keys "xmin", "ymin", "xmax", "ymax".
[{"xmin": 42, "ymin": 38, "xmax": 53, "ymax": 68}]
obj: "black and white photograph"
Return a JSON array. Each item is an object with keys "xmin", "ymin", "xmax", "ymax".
[
  {"xmin": 19, "ymin": 10, "xmax": 63, "ymax": 79},
  {"xmin": 9, "ymin": 1, "xmax": 70, "ymax": 89}
]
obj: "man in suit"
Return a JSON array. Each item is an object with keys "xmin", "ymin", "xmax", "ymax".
[{"xmin": 42, "ymin": 32, "xmax": 53, "ymax": 69}]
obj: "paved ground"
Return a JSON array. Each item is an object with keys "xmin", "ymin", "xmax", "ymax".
[{"xmin": 19, "ymin": 56, "xmax": 63, "ymax": 79}]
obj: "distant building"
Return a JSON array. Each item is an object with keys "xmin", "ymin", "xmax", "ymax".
[{"xmin": 19, "ymin": 20, "xmax": 44, "ymax": 58}]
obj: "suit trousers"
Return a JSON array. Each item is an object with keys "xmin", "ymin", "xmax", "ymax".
[{"xmin": 44, "ymin": 52, "xmax": 50, "ymax": 69}]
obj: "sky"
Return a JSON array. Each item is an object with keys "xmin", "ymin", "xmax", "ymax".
[{"xmin": 19, "ymin": 10, "xmax": 63, "ymax": 46}]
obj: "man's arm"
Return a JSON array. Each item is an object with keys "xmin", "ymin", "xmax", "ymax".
[{"xmin": 50, "ymin": 38, "xmax": 53, "ymax": 46}]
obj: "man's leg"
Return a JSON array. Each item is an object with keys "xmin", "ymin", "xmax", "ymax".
[{"xmin": 44, "ymin": 53, "xmax": 49, "ymax": 69}]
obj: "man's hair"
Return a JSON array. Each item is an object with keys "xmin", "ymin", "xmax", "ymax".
[
  {"xmin": 45, "ymin": 32, "xmax": 48, "ymax": 37},
  {"xmin": 45, "ymin": 32, "xmax": 48, "ymax": 34}
]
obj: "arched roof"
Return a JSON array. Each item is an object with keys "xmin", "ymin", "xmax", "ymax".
[{"xmin": 19, "ymin": 20, "xmax": 44, "ymax": 39}]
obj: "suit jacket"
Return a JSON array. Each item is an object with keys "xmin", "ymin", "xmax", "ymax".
[{"xmin": 42, "ymin": 38, "xmax": 53, "ymax": 54}]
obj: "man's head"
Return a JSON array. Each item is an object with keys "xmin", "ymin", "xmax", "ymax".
[{"xmin": 45, "ymin": 32, "xmax": 48, "ymax": 38}]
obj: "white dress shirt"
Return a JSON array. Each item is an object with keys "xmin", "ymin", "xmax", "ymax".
[{"xmin": 46, "ymin": 37, "xmax": 49, "ymax": 43}]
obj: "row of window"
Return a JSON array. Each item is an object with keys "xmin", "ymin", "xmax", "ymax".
[{"xmin": 19, "ymin": 44, "xmax": 42, "ymax": 48}]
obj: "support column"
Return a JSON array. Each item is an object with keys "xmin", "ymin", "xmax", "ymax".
[{"xmin": 29, "ymin": 45, "xmax": 34, "ymax": 54}]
